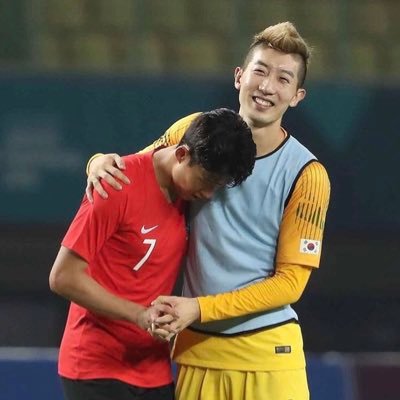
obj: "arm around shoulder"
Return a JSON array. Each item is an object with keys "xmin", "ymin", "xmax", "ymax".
[
  {"xmin": 139, "ymin": 112, "xmax": 202, "ymax": 153},
  {"xmin": 86, "ymin": 153, "xmax": 131, "ymax": 202}
]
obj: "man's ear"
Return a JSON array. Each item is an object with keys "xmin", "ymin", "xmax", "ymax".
[
  {"xmin": 234, "ymin": 67, "xmax": 243, "ymax": 91},
  {"xmin": 289, "ymin": 88, "xmax": 306, "ymax": 108},
  {"xmin": 175, "ymin": 145, "xmax": 190, "ymax": 163}
]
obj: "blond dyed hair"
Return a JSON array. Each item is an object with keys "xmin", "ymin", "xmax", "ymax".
[{"xmin": 243, "ymin": 22, "xmax": 312, "ymax": 87}]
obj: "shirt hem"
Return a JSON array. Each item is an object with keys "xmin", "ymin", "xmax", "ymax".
[{"xmin": 58, "ymin": 370, "xmax": 173, "ymax": 389}]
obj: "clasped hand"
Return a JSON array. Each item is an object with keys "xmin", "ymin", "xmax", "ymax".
[{"xmin": 148, "ymin": 296, "xmax": 200, "ymax": 342}]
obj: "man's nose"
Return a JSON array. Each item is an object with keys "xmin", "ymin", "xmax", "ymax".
[{"xmin": 259, "ymin": 76, "xmax": 275, "ymax": 94}]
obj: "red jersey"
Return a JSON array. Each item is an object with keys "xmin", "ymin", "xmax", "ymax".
[{"xmin": 59, "ymin": 151, "xmax": 187, "ymax": 387}]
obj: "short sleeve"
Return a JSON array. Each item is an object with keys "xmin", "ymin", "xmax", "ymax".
[{"xmin": 62, "ymin": 159, "xmax": 138, "ymax": 262}]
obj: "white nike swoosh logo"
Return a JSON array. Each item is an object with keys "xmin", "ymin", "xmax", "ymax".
[{"xmin": 141, "ymin": 225, "xmax": 159, "ymax": 234}]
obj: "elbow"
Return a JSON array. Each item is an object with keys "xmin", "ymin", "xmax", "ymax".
[
  {"xmin": 49, "ymin": 247, "xmax": 85, "ymax": 298},
  {"xmin": 287, "ymin": 285, "xmax": 307, "ymax": 305},
  {"xmin": 275, "ymin": 266, "xmax": 311, "ymax": 306},
  {"xmin": 49, "ymin": 268, "xmax": 69, "ymax": 296},
  {"xmin": 49, "ymin": 269, "xmax": 60, "ymax": 294},
  {"xmin": 289, "ymin": 292, "xmax": 302, "ymax": 304}
]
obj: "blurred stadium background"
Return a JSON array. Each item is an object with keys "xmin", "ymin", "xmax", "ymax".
[{"xmin": 0, "ymin": 1, "xmax": 399, "ymax": 399}]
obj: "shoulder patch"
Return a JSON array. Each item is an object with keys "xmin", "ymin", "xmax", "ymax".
[{"xmin": 299, "ymin": 239, "xmax": 320, "ymax": 255}]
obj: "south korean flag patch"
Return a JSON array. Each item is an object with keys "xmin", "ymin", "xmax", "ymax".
[{"xmin": 300, "ymin": 239, "xmax": 320, "ymax": 255}]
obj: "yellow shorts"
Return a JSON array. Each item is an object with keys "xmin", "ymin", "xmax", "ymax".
[{"xmin": 176, "ymin": 364, "xmax": 309, "ymax": 400}]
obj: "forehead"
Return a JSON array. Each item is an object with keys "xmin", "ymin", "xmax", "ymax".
[{"xmin": 247, "ymin": 46, "xmax": 302, "ymax": 76}]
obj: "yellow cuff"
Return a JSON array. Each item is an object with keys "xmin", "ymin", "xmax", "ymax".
[
  {"xmin": 197, "ymin": 296, "xmax": 214, "ymax": 323},
  {"xmin": 86, "ymin": 153, "xmax": 104, "ymax": 176}
]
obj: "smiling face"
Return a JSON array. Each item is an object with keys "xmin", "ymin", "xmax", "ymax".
[{"xmin": 234, "ymin": 45, "xmax": 306, "ymax": 130}]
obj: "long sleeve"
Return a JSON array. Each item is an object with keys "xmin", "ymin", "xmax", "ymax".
[
  {"xmin": 140, "ymin": 112, "xmax": 201, "ymax": 152},
  {"xmin": 198, "ymin": 262, "xmax": 312, "ymax": 322},
  {"xmin": 85, "ymin": 112, "xmax": 201, "ymax": 173}
]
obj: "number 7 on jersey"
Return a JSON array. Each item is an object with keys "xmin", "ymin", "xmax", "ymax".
[{"xmin": 133, "ymin": 239, "xmax": 156, "ymax": 271}]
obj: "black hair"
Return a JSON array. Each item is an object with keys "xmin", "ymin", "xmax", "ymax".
[{"xmin": 178, "ymin": 108, "xmax": 256, "ymax": 187}]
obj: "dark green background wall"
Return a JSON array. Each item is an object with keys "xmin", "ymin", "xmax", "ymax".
[
  {"xmin": 1, "ymin": 76, "xmax": 398, "ymax": 230},
  {"xmin": 0, "ymin": 75, "xmax": 399, "ymax": 351}
]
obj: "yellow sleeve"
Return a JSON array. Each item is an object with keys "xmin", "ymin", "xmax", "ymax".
[
  {"xmin": 198, "ymin": 263, "xmax": 312, "ymax": 323},
  {"xmin": 85, "ymin": 112, "xmax": 202, "ymax": 174},
  {"xmin": 139, "ymin": 112, "xmax": 202, "ymax": 153},
  {"xmin": 276, "ymin": 161, "xmax": 330, "ymax": 268}
]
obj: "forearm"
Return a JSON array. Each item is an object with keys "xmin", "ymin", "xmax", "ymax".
[
  {"xmin": 198, "ymin": 263, "xmax": 312, "ymax": 323},
  {"xmin": 58, "ymin": 272, "xmax": 143, "ymax": 323},
  {"xmin": 49, "ymin": 248, "xmax": 144, "ymax": 324}
]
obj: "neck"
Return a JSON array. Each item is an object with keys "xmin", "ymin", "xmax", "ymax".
[
  {"xmin": 152, "ymin": 147, "xmax": 177, "ymax": 202},
  {"xmin": 245, "ymin": 119, "xmax": 286, "ymax": 157}
]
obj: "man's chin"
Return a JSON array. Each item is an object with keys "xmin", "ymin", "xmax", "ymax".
[
  {"xmin": 250, "ymin": 116, "xmax": 274, "ymax": 129},
  {"xmin": 246, "ymin": 109, "xmax": 271, "ymax": 125}
]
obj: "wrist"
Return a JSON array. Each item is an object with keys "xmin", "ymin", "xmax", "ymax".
[
  {"xmin": 86, "ymin": 153, "xmax": 104, "ymax": 176},
  {"xmin": 123, "ymin": 301, "xmax": 145, "ymax": 325},
  {"xmin": 193, "ymin": 298, "xmax": 201, "ymax": 321}
]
